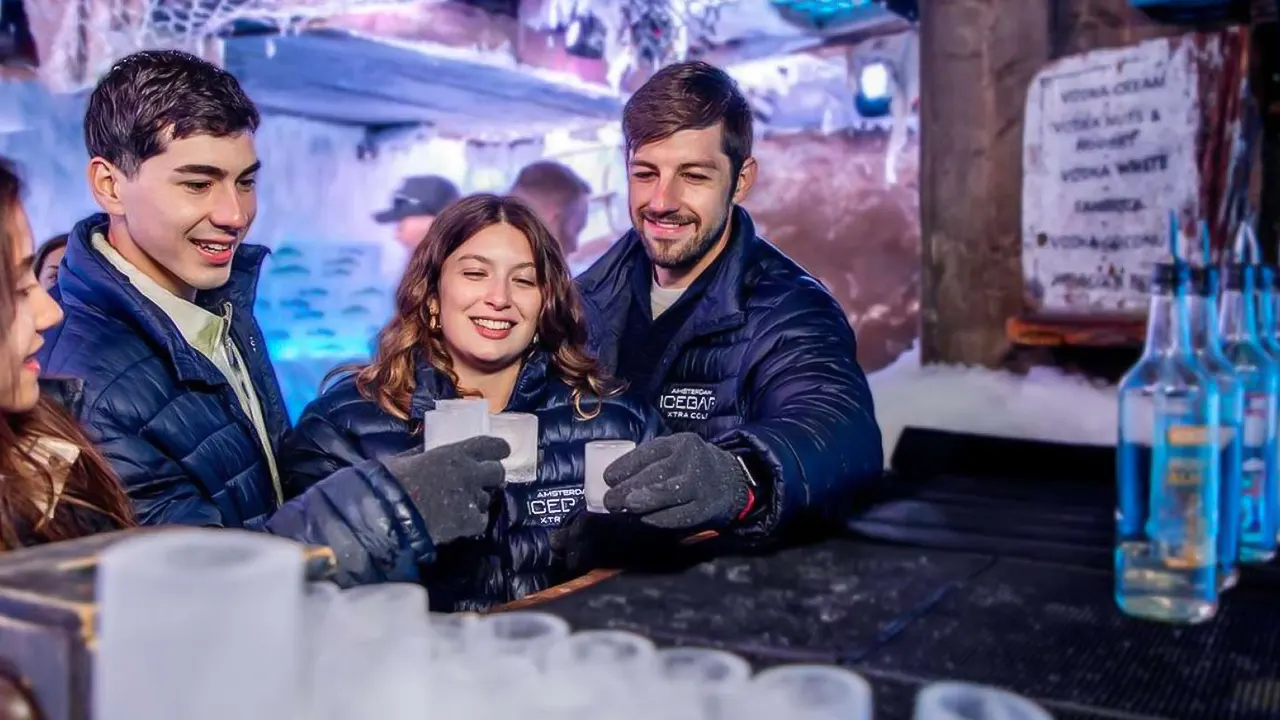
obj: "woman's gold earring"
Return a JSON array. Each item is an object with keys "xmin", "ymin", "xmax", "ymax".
[{"xmin": 429, "ymin": 313, "xmax": 440, "ymax": 331}]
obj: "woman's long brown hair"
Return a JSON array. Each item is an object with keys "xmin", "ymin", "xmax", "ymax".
[
  {"xmin": 348, "ymin": 193, "xmax": 621, "ymax": 421},
  {"xmin": 0, "ymin": 158, "xmax": 135, "ymax": 550}
]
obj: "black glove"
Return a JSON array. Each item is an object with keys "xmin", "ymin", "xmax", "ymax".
[
  {"xmin": 382, "ymin": 436, "xmax": 509, "ymax": 546},
  {"xmin": 602, "ymin": 433, "xmax": 752, "ymax": 531},
  {"xmin": 549, "ymin": 504, "xmax": 690, "ymax": 577}
]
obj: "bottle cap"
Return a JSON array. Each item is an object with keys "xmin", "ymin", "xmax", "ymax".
[
  {"xmin": 1223, "ymin": 263, "xmax": 1253, "ymax": 291},
  {"xmin": 1189, "ymin": 265, "xmax": 1217, "ymax": 296},
  {"xmin": 1151, "ymin": 261, "xmax": 1189, "ymax": 293}
]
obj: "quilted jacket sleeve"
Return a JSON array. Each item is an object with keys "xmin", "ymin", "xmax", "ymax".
[
  {"xmin": 278, "ymin": 408, "xmax": 372, "ymax": 500},
  {"xmin": 712, "ymin": 285, "xmax": 883, "ymax": 538},
  {"xmin": 271, "ymin": 393, "xmax": 437, "ymax": 587},
  {"xmin": 266, "ymin": 459, "xmax": 436, "ymax": 588},
  {"xmin": 87, "ymin": 403, "xmax": 225, "ymax": 528}
]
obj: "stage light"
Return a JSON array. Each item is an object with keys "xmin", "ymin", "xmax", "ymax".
[
  {"xmin": 854, "ymin": 61, "xmax": 892, "ymax": 118},
  {"xmin": 859, "ymin": 62, "xmax": 889, "ymax": 100}
]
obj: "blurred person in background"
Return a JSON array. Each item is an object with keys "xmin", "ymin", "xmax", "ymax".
[
  {"xmin": 567, "ymin": 61, "xmax": 883, "ymax": 556},
  {"xmin": 374, "ymin": 175, "xmax": 461, "ymax": 252},
  {"xmin": 509, "ymin": 160, "xmax": 591, "ymax": 257},
  {"xmin": 281, "ymin": 194, "xmax": 661, "ymax": 610},
  {"xmin": 33, "ymin": 233, "xmax": 68, "ymax": 291},
  {"xmin": 0, "ymin": 157, "xmax": 136, "ymax": 550},
  {"xmin": 35, "ymin": 51, "xmax": 510, "ymax": 587}
]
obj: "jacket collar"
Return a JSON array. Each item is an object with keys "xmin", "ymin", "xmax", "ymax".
[
  {"xmin": 57, "ymin": 214, "xmax": 271, "ymax": 387},
  {"xmin": 38, "ymin": 377, "xmax": 85, "ymax": 417},
  {"xmin": 576, "ymin": 205, "xmax": 757, "ymax": 371},
  {"xmin": 406, "ymin": 349, "xmax": 553, "ymax": 420}
]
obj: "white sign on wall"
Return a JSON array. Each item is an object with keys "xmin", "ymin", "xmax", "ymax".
[{"xmin": 1022, "ymin": 36, "xmax": 1204, "ymax": 314}]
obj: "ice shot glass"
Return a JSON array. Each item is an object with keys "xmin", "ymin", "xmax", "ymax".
[
  {"xmin": 490, "ymin": 412, "xmax": 539, "ymax": 484},
  {"xmin": 584, "ymin": 440, "xmax": 636, "ymax": 513},
  {"xmin": 424, "ymin": 398, "xmax": 491, "ymax": 450}
]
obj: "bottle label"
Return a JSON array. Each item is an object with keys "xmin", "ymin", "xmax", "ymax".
[
  {"xmin": 1241, "ymin": 392, "xmax": 1270, "ymax": 539},
  {"xmin": 1244, "ymin": 393, "xmax": 1268, "ymax": 446},
  {"xmin": 1155, "ymin": 423, "xmax": 1217, "ymax": 569}
]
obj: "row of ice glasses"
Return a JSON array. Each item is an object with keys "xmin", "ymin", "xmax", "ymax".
[{"xmin": 95, "ymin": 530, "xmax": 1057, "ymax": 720}]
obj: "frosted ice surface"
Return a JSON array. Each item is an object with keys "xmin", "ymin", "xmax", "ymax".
[{"xmin": 870, "ymin": 343, "xmax": 1119, "ymax": 466}]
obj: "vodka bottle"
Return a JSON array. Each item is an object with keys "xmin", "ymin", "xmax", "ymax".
[
  {"xmin": 1254, "ymin": 266, "xmax": 1280, "ymax": 546},
  {"xmin": 1254, "ymin": 266, "xmax": 1280, "ymax": 358},
  {"xmin": 1270, "ymin": 269, "xmax": 1280, "ymax": 350},
  {"xmin": 1116, "ymin": 262, "xmax": 1221, "ymax": 624},
  {"xmin": 1218, "ymin": 263, "xmax": 1280, "ymax": 563},
  {"xmin": 1189, "ymin": 266, "xmax": 1243, "ymax": 590}
]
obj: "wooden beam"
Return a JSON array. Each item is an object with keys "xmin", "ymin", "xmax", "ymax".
[
  {"xmin": 918, "ymin": 0, "xmax": 1052, "ymax": 366},
  {"xmin": 1006, "ymin": 314, "xmax": 1145, "ymax": 347},
  {"xmin": 1050, "ymin": 0, "xmax": 1180, "ymax": 59}
]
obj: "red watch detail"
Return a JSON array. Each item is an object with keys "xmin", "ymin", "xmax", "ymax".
[{"xmin": 736, "ymin": 488, "xmax": 756, "ymax": 522}]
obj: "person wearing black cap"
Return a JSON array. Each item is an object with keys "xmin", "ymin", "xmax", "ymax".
[{"xmin": 374, "ymin": 175, "xmax": 462, "ymax": 251}]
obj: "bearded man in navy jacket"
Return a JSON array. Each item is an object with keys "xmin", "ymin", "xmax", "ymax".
[{"xmin": 574, "ymin": 61, "xmax": 883, "ymax": 542}]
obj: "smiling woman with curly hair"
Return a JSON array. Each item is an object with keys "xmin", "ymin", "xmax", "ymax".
[{"xmin": 280, "ymin": 193, "xmax": 661, "ymax": 611}]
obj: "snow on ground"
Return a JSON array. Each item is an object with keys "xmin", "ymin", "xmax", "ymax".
[{"xmin": 868, "ymin": 345, "xmax": 1119, "ymax": 467}]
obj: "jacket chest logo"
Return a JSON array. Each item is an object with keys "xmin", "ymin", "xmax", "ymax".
[
  {"xmin": 519, "ymin": 485, "xmax": 582, "ymax": 526},
  {"xmin": 658, "ymin": 384, "xmax": 718, "ymax": 422}
]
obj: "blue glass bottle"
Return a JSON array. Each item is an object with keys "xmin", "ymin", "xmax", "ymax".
[
  {"xmin": 1190, "ymin": 266, "xmax": 1243, "ymax": 590},
  {"xmin": 1269, "ymin": 270, "xmax": 1280, "ymax": 350},
  {"xmin": 1218, "ymin": 263, "xmax": 1280, "ymax": 563},
  {"xmin": 1254, "ymin": 266, "xmax": 1280, "ymax": 359},
  {"xmin": 1254, "ymin": 266, "xmax": 1280, "ymax": 547},
  {"xmin": 1117, "ymin": 262, "xmax": 1221, "ymax": 623}
]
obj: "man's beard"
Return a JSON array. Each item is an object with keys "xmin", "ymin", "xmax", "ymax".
[{"xmin": 636, "ymin": 208, "xmax": 731, "ymax": 271}]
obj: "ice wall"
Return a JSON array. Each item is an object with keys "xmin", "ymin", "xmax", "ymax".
[{"xmin": 0, "ymin": 81, "xmax": 98, "ymax": 244}]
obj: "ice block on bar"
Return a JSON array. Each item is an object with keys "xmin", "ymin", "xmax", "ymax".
[
  {"xmin": 94, "ymin": 529, "xmax": 306, "ymax": 720},
  {"xmin": 340, "ymin": 582, "xmax": 430, "ymax": 642},
  {"xmin": 473, "ymin": 611, "xmax": 571, "ymax": 666},
  {"xmin": 744, "ymin": 664, "xmax": 871, "ymax": 720},
  {"xmin": 914, "ymin": 681, "xmax": 1053, "ymax": 720}
]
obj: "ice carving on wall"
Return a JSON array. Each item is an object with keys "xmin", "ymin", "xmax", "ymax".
[{"xmin": 256, "ymin": 241, "xmax": 394, "ymax": 420}]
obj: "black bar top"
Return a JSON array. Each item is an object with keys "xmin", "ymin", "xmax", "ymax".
[{"xmin": 526, "ymin": 429, "xmax": 1280, "ymax": 720}]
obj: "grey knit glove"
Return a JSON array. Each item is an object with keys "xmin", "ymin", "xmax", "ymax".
[
  {"xmin": 382, "ymin": 436, "xmax": 509, "ymax": 546},
  {"xmin": 603, "ymin": 433, "xmax": 751, "ymax": 530}
]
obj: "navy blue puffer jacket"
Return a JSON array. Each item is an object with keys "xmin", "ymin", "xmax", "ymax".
[
  {"xmin": 575, "ymin": 206, "xmax": 883, "ymax": 538},
  {"xmin": 37, "ymin": 215, "xmax": 437, "ymax": 588},
  {"xmin": 38, "ymin": 215, "xmax": 291, "ymax": 529},
  {"xmin": 279, "ymin": 350, "xmax": 662, "ymax": 611}
]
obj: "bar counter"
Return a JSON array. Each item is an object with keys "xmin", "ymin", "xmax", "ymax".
[{"xmin": 502, "ymin": 429, "xmax": 1280, "ymax": 720}]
